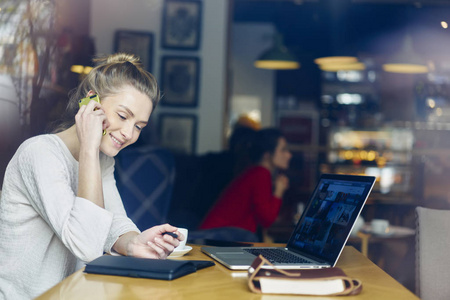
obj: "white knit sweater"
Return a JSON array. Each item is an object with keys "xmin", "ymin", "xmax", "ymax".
[{"xmin": 0, "ymin": 135, "xmax": 139, "ymax": 299}]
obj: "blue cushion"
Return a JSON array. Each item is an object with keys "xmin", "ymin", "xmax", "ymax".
[{"xmin": 115, "ymin": 146, "xmax": 175, "ymax": 231}]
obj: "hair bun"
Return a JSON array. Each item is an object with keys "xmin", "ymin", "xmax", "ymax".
[{"xmin": 93, "ymin": 52, "xmax": 142, "ymax": 68}]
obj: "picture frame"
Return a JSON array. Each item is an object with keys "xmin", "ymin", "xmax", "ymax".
[
  {"xmin": 114, "ymin": 30, "xmax": 154, "ymax": 72},
  {"xmin": 160, "ymin": 56, "xmax": 200, "ymax": 107},
  {"xmin": 161, "ymin": 0, "xmax": 202, "ymax": 50},
  {"xmin": 158, "ymin": 113, "xmax": 197, "ymax": 155},
  {"xmin": 277, "ymin": 111, "xmax": 319, "ymax": 146}
]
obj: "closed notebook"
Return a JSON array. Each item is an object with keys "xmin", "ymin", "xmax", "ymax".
[
  {"xmin": 85, "ymin": 255, "xmax": 215, "ymax": 280},
  {"xmin": 248, "ymin": 255, "xmax": 362, "ymax": 296}
]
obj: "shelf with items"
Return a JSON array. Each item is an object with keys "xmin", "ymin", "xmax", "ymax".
[
  {"xmin": 319, "ymin": 163, "xmax": 414, "ymax": 202},
  {"xmin": 321, "ymin": 127, "xmax": 416, "ymax": 205},
  {"xmin": 327, "ymin": 127, "xmax": 414, "ymax": 161}
]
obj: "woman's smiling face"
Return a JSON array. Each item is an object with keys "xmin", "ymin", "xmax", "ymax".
[{"xmin": 98, "ymin": 85, "xmax": 153, "ymax": 157}]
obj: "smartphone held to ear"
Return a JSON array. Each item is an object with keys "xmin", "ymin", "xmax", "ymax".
[
  {"xmin": 78, "ymin": 94, "xmax": 100, "ymax": 108},
  {"xmin": 78, "ymin": 94, "xmax": 106, "ymax": 136}
]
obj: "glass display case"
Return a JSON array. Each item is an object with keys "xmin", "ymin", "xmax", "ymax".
[{"xmin": 320, "ymin": 127, "xmax": 415, "ymax": 203}]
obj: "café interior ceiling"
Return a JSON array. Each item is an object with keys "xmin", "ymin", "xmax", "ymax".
[
  {"xmin": 234, "ymin": 0, "xmax": 450, "ymax": 99},
  {"xmin": 234, "ymin": 0, "xmax": 450, "ymax": 62},
  {"xmin": 238, "ymin": 0, "xmax": 450, "ymax": 5}
]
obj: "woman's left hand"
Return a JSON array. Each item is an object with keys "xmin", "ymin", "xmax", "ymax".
[{"xmin": 127, "ymin": 224, "xmax": 184, "ymax": 259}]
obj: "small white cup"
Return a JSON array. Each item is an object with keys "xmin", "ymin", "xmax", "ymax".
[
  {"xmin": 174, "ymin": 228, "xmax": 188, "ymax": 251},
  {"xmin": 371, "ymin": 219, "xmax": 390, "ymax": 235}
]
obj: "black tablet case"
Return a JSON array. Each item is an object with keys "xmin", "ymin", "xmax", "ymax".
[{"xmin": 85, "ymin": 256, "xmax": 215, "ymax": 280}]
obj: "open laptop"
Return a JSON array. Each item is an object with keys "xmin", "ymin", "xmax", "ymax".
[{"xmin": 201, "ymin": 173, "xmax": 376, "ymax": 270}]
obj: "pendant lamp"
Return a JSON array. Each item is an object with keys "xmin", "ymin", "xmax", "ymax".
[
  {"xmin": 314, "ymin": 51, "xmax": 361, "ymax": 72},
  {"xmin": 69, "ymin": 35, "xmax": 96, "ymax": 77},
  {"xmin": 382, "ymin": 35, "xmax": 428, "ymax": 74},
  {"xmin": 314, "ymin": 56, "xmax": 358, "ymax": 66},
  {"xmin": 319, "ymin": 62, "xmax": 365, "ymax": 72},
  {"xmin": 254, "ymin": 33, "xmax": 300, "ymax": 70}
]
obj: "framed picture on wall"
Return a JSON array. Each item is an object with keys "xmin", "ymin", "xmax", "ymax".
[
  {"xmin": 158, "ymin": 113, "xmax": 197, "ymax": 155},
  {"xmin": 160, "ymin": 56, "xmax": 200, "ymax": 107},
  {"xmin": 114, "ymin": 30, "xmax": 154, "ymax": 72},
  {"xmin": 161, "ymin": 0, "xmax": 202, "ymax": 50},
  {"xmin": 277, "ymin": 111, "xmax": 319, "ymax": 146}
]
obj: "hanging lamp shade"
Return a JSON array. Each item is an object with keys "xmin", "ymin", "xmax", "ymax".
[
  {"xmin": 319, "ymin": 62, "xmax": 366, "ymax": 72},
  {"xmin": 70, "ymin": 65, "xmax": 93, "ymax": 74},
  {"xmin": 382, "ymin": 35, "xmax": 428, "ymax": 74},
  {"xmin": 314, "ymin": 56, "xmax": 358, "ymax": 65},
  {"xmin": 254, "ymin": 34, "xmax": 300, "ymax": 70},
  {"xmin": 70, "ymin": 35, "xmax": 96, "ymax": 76}
]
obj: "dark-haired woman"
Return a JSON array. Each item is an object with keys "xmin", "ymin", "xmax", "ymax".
[
  {"xmin": 0, "ymin": 53, "xmax": 183, "ymax": 299},
  {"xmin": 200, "ymin": 128, "xmax": 292, "ymax": 234}
]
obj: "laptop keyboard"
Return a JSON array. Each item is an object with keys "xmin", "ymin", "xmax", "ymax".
[{"xmin": 243, "ymin": 248, "xmax": 312, "ymax": 264}]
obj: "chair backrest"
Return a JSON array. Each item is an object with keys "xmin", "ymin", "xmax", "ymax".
[
  {"xmin": 115, "ymin": 146, "xmax": 175, "ymax": 231},
  {"xmin": 416, "ymin": 206, "xmax": 450, "ymax": 300}
]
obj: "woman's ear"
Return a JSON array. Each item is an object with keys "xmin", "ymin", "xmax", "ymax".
[
  {"xmin": 87, "ymin": 90, "xmax": 96, "ymax": 97},
  {"xmin": 261, "ymin": 152, "xmax": 272, "ymax": 163}
]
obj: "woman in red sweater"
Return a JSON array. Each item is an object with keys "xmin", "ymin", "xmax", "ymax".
[{"xmin": 200, "ymin": 128, "xmax": 292, "ymax": 233}]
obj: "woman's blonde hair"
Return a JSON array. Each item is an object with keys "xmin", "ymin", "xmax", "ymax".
[{"xmin": 51, "ymin": 52, "xmax": 160, "ymax": 133}]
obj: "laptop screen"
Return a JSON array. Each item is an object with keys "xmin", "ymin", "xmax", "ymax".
[{"xmin": 287, "ymin": 174, "xmax": 375, "ymax": 264}]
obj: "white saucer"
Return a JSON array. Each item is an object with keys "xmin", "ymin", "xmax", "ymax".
[
  {"xmin": 169, "ymin": 246, "xmax": 192, "ymax": 258},
  {"xmin": 361, "ymin": 224, "xmax": 415, "ymax": 237},
  {"xmin": 372, "ymin": 230, "xmax": 394, "ymax": 237}
]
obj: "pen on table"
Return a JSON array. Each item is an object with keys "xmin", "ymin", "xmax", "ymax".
[{"xmin": 163, "ymin": 232, "xmax": 178, "ymax": 238}]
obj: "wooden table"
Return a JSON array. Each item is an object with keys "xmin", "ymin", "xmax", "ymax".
[{"xmin": 36, "ymin": 245, "xmax": 419, "ymax": 300}]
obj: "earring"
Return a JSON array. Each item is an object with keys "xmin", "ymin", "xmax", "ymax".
[{"xmin": 103, "ymin": 130, "xmax": 106, "ymax": 136}]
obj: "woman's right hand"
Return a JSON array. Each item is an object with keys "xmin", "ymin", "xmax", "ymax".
[
  {"xmin": 274, "ymin": 174, "xmax": 289, "ymax": 199},
  {"xmin": 75, "ymin": 100, "xmax": 109, "ymax": 151},
  {"xmin": 113, "ymin": 224, "xmax": 184, "ymax": 259}
]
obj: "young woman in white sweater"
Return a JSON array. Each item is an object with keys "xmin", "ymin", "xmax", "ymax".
[{"xmin": 0, "ymin": 53, "xmax": 184, "ymax": 299}]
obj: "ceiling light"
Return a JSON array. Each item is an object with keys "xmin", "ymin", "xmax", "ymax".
[
  {"xmin": 70, "ymin": 65, "xmax": 93, "ymax": 75},
  {"xmin": 382, "ymin": 35, "xmax": 428, "ymax": 74},
  {"xmin": 383, "ymin": 64, "xmax": 428, "ymax": 74},
  {"xmin": 254, "ymin": 33, "xmax": 300, "ymax": 70},
  {"xmin": 70, "ymin": 65, "xmax": 84, "ymax": 74},
  {"xmin": 319, "ymin": 62, "xmax": 365, "ymax": 72},
  {"xmin": 83, "ymin": 66, "xmax": 93, "ymax": 74},
  {"xmin": 314, "ymin": 56, "xmax": 358, "ymax": 65}
]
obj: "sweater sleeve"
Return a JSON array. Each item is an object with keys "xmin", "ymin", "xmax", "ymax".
[
  {"xmin": 18, "ymin": 139, "xmax": 113, "ymax": 262},
  {"xmin": 100, "ymin": 154, "xmax": 140, "ymax": 254},
  {"xmin": 251, "ymin": 168, "xmax": 282, "ymax": 228}
]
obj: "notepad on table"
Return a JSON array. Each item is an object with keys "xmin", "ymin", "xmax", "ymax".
[{"xmin": 85, "ymin": 255, "xmax": 214, "ymax": 281}]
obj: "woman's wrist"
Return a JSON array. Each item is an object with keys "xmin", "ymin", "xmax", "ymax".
[
  {"xmin": 274, "ymin": 189, "xmax": 284, "ymax": 199},
  {"xmin": 114, "ymin": 231, "xmax": 139, "ymax": 256},
  {"xmin": 274, "ymin": 183, "xmax": 286, "ymax": 198},
  {"xmin": 79, "ymin": 144, "xmax": 100, "ymax": 158}
]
